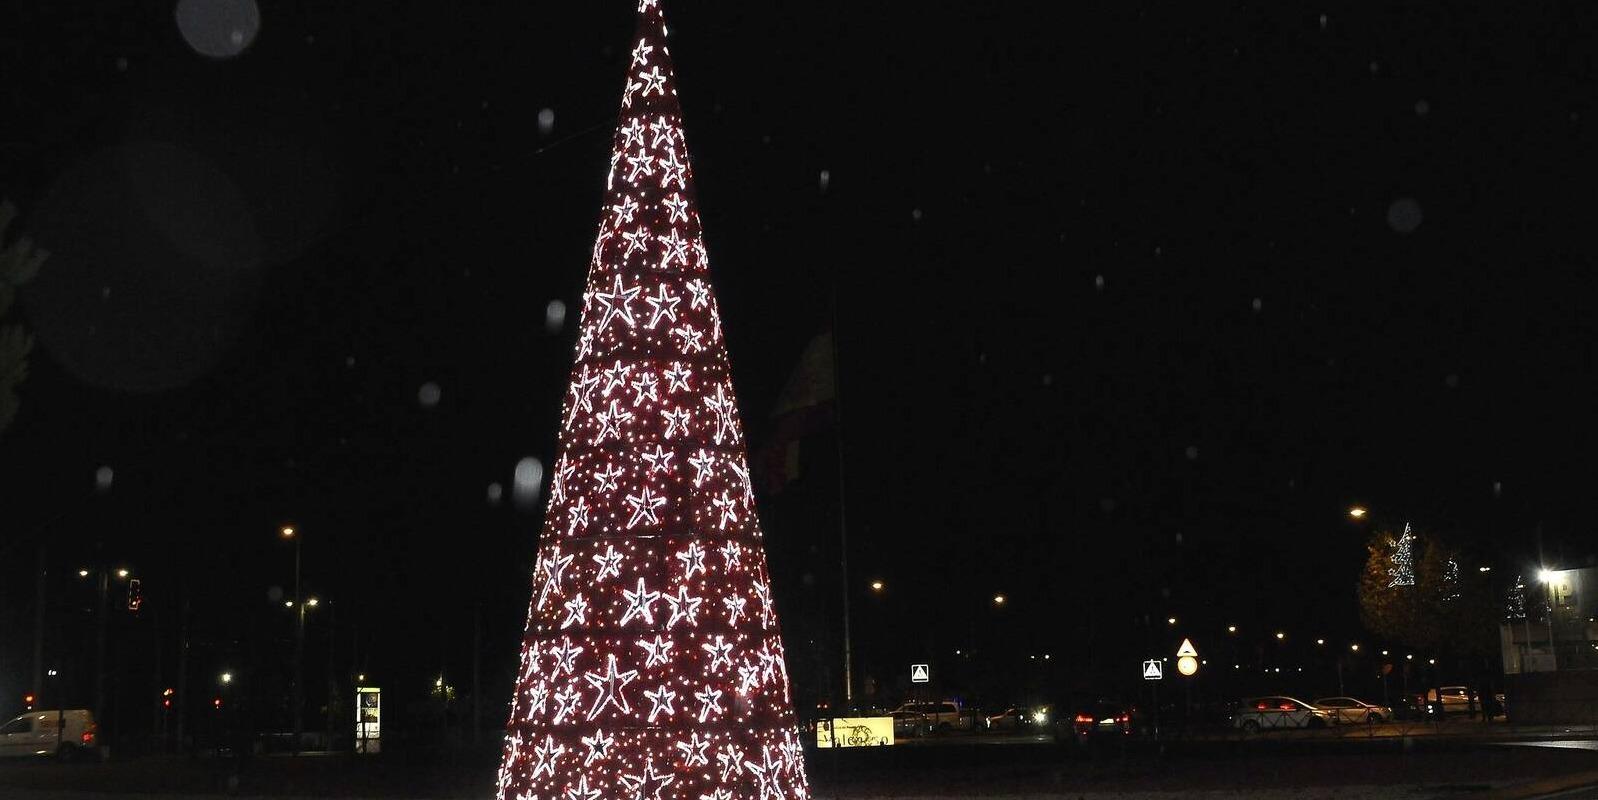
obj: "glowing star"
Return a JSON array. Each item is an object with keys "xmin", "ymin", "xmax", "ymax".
[
  {"xmin": 551, "ymin": 685, "xmax": 582, "ymax": 725},
  {"xmin": 728, "ymin": 459, "xmax": 754, "ymax": 505},
  {"xmin": 663, "ymin": 362, "xmax": 693, "ymax": 392},
  {"xmin": 624, "ymin": 486, "xmax": 666, "ymax": 528},
  {"xmin": 621, "ymin": 225, "xmax": 651, "ymax": 258},
  {"xmin": 637, "ymin": 634, "xmax": 674, "ymax": 667},
  {"xmin": 630, "ymin": 370, "xmax": 659, "ymax": 405},
  {"xmin": 626, "ymin": 147, "xmax": 656, "ymax": 183},
  {"xmin": 549, "ymin": 638, "xmax": 583, "ymax": 675},
  {"xmin": 566, "ymin": 366, "xmax": 600, "ymax": 423},
  {"xmin": 704, "ymin": 384, "xmax": 737, "ymax": 444},
  {"xmin": 658, "ymin": 229, "xmax": 689, "ymax": 270},
  {"xmin": 701, "ymin": 635, "xmax": 734, "ymax": 672},
  {"xmin": 753, "ymin": 580, "xmax": 774, "ymax": 627},
  {"xmin": 528, "ymin": 680, "xmax": 549, "ymax": 716},
  {"xmin": 694, "ymin": 684, "xmax": 724, "ymax": 722},
  {"xmin": 744, "ymin": 746, "xmax": 787, "ymax": 800},
  {"xmin": 550, "ymin": 457, "xmax": 574, "ymax": 504},
  {"xmin": 564, "ymin": 775, "xmax": 602, "ymax": 800},
  {"xmin": 593, "ymin": 399, "xmax": 635, "ymax": 444},
  {"xmin": 716, "ymin": 743, "xmax": 746, "ymax": 781},
  {"xmin": 560, "ymin": 594, "xmax": 589, "ymax": 629},
  {"xmin": 719, "ymin": 540, "xmax": 742, "ymax": 569},
  {"xmin": 657, "ymin": 148, "xmax": 687, "ymax": 190},
  {"xmin": 737, "ymin": 660, "xmax": 760, "ymax": 695},
  {"xmin": 644, "ymin": 284, "xmax": 682, "ymax": 328},
  {"xmin": 701, "ymin": 790, "xmax": 734, "ymax": 800},
  {"xmin": 620, "ymin": 577, "xmax": 662, "ymax": 626},
  {"xmin": 686, "ymin": 278, "xmax": 711, "ymax": 308},
  {"xmin": 638, "ymin": 66, "xmax": 668, "ymax": 96},
  {"xmin": 630, "ymin": 38, "xmax": 653, "ymax": 67},
  {"xmin": 620, "ymin": 118, "xmax": 648, "ymax": 149},
  {"xmin": 592, "ymin": 545, "xmax": 624, "ymax": 581},
  {"xmin": 692, "ymin": 238, "xmax": 710, "ymax": 269},
  {"xmin": 688, "ymin": 449, "xmax": 716, "ymax": 486},
  {"xmin": 566, "ymin": 495, "xmax": 590, "ymax": 535},
  {"xmin": 592, "ymin": 463, "xmax": 624, "ymax": 494},
  {"xmin": 535, "ymin": 549, "xmax": 574, "ymax": 611},
  {"xmin": 675, "ymin": 541, "xmax": 706, "ymax": 577},
  {"xmin": 662, "ymin": 407, "xmax": 692, "ymax": 438},
  {"xmin": 662, "ymin": 193, "xmax": 690, "ymax": 224},
  {"xmin": 611, "ymin": 195, "xmax": 640, "ymax": 226},
  {"xmin": 663, "ymin": 585, "xmax": 702, "ymax": 628},
  {"xmin": 530, "ymin": 734, "xmax": 567, "ymax": 780},
  {"xmin": 643, "ymin": 686, "xmax": 677, "ymax": 723},
  {"xmin": 583, "ymin": 653, "xmax": 639, "ymax": 720},
  {"xmin": 670, "ymin": 323, "xmax": 705, "ymax": 353},
  {"xmin": 641, "ymin": 444, "xmax": 675, "ymax": 475},
  {"xmin": 650, "ymin": 115, "xmax": 677, "ymax": 149},
  {"xmin": 676, "ymin": 731, "xmax": 710, "ymax": 766},
  {"xmin": 619, "ymin": 759, "xmax": 676, "ymax": 800},
  {"xmin": 593, "ymin": 274, "xmax": 641, "ymax": 332},
  {"xmin": 602, "ymin": 360, "xmax": 633, "ymax": 397},
  {"xmin": 580, "ymin": 728, "xmax": 614, "ymax": 767},
  {"xmin": 712, "ymin": 490, "xmax": 740, "ymax": 529}
]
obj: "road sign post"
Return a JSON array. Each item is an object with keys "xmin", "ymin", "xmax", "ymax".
[{"xmin": 910, "ymin": 664, "xmax": 930, "ymax": 684}]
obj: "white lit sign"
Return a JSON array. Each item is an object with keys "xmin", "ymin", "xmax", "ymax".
[
  {"xmin": 356, "ymin": 686, "xmax": 381, "ymax": 753},
  {"xmin": 816, "ymin": 717, "xmax": 894, "ymax": 748}
]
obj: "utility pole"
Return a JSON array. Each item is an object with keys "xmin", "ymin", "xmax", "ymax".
[
  {"xmin": 94, "ymin": 564, "xmax": 109, "ymax": 742},
  {"xmin": 33, "ymin": 542, "xmax": 46, "ymax": 706},
  {"xmin": 325, "ymin": 600, "xmax": 336, "ymax": 752},
  {"xmin": 829, "ymin": 288, "xmax": 853, "ymax": 712}
]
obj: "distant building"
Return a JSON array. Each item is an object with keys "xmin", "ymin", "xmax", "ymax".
[{"xmin": 1501, "ymin": 566, "xmax": 1598, "ymax": 723}]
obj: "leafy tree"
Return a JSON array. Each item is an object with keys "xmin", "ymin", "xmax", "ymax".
[
  {"xmin": 1358, "ymin": 523, "xmax": 1496, "ymax": 657},
  {"xmin": 0, "ymin": 198, "xmax": 49, "ymax": 438}
]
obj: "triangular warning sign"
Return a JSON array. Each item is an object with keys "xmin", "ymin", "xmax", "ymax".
[
  {"xmin": 1177, "ymin": 638, "xmax": 1198, "ymax": 658},
  {"xmin": 1142, "ymin": 660, "xmax": 1163, "ymax": 679},
  {"xmin": 911, "ymin": 664, "xmax": 930, "ymax": 683}
]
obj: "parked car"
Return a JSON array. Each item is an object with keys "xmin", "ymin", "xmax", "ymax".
[
  {"xmin": 1312, "ymin": 696, "xmax": 1392, "ymax": 724},
  {"xmin": 1053, "ymin": 699, "xmax": 1135, "ymax": 746},
  {"xmin": 0, "ymin": 709, "xmax": 96, "ymax": 759},
  {"xmin": 985, "ymin": 706, "xmax": 1045, "ymax": 730},
  {"xmin": 890, "ymin": 710, "xmax": 926, "ymax": 738},
  {"xmin": 1424, "ymin": 686, "xmax": 1474, "ymax": 715},
  {"xmin": 891, "ymin": 701, "xmax": 971, "ymax": 733},
  {"xmin": 1232, "ymin": 697, "xmax": 1332, "ymax": 733}
]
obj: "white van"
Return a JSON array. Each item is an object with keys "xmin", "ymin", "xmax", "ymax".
[{"xmin": 0, "ymin": 709, "xmax": 97, "ymax": 759}]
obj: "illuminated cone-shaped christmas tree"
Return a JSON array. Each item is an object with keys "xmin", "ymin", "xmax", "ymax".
[{"xmin": 496, "ymin": 3, "xmax": 810, "ymax": 799}]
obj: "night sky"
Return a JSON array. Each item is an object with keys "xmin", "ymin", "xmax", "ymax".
[{"xmin": 3, "ymin": 1, "xmax": 1596, "ymax": 724}]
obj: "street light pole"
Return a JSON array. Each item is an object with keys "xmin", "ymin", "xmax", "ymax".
[{"xmin": 293, "ymin": 533, "xmax": 304, "ymax": 755}]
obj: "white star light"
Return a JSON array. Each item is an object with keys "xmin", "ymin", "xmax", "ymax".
[
  {"xmin": 551, "ymin": 685, "xmax": 582, "ymax": 724},
  {"xmin": 593, "ymin": 274, "xmax": 641, "ymax": 332},
  {"xmin": 580, "ymin": 728, "xmax": 614, "ymax": 767},
  {"xmin": 676, "ymin": 731, "xmax": 710, "ymax": 766},
  {"xmin": 630, "ymin": 39, "xmax": 653, "ymax": 67},
  {"xmin": 658, "ymin": 229, "xmax": 689, "ymax": 269},
  {"xmin": 663, "ymin": 585, "xmax": 702, "ymax": 628},
  {"xmin": 719, "ymin": 540, "xmax": 742, "ymax": 568},
  {"xmin": 688, "ymin": 449, "xmax": 715, "ymax": 486},
  {"xmin": 638, "ymin": 66, "xmax": 668, "ymax": 96},
  {"xmin": 630, "ymin": 370, "xmax": 659, "ymax": 405},
  {"xmin": 566, "ymin": 367, "xmax": 600, "ymax": 423},
  {"xmin": 716, "ymin": 743, "xmax": 745, "ymax": 781},
  {"xmin": 663, "ymin": 362, "xmax": 693, "ymax": 392},
  {"xmin": 611, "ymin": 195, "xmax": 640, "ymax": 225},
  {"xmin": 535, "ymin": 550, "xmax": 574, "ymax": 611},
  {"xmin": 620, "ymin": 577, "xmax": 661, "ymax": 626},
  {"xmin": 593, "ymin": 399, "xmax": 635, "ymax": 444},
  {"xmin": 530, "ymin": 734, "xmax": 566, "ymax": 779},
  {"xmin": 686, "ymin": 279, "xmax": 711, "ymax": 308},
  {"xmin": 641, "ymin": 444, "xmax": 675, "ymax": 475},
  {"xmin": 662, "ymin": 193, "xmax": 690, "ymax": 224},
  {"xmin": 675, "ymin": 541, "xmax": 706, "ymax": 577},
  {"xmin": 712, "ymin": 490, "xmax": 739, "ymax": 529},
  {"xmin": 549, "ymin": 637, "xmax": 583, "ymax": 675},
  {"xmin": 650, "ymin": 115, "xmax": 677, "ymax": 149},
  {"xmin": 602, "ymin": 360, "xmax": 633, "ymax": 397},
  {"xmin": 662, "ymin": 407, "xmax": 692, "ymax": 438},
  {"xmin": 620, "ymin": 118, "xmax": 647, "ymax": 149},
  {"xmin": 593, "ymin": 463, "xmax": 623, "ymax": 494},
  {"xmin": 643, "ymin": 686, "xmax": 677, "ymax": 722},
  {"xmin": 671, "ymin": 323, "xmax": 705, "ymax": 353},
  {"xmin": 644, "ymin": 284, "xmax": 682, "ymax": 328},
  {"xmin": 619, "ymin": 757, "xmax": 676, "ymax": 800},
  {"xmin": 566, "ymin": 495, "xmax": 590, "ymax": 535},
  {"xmin": 582, "ymin": 653, "xmax": 639, "ymax": 720},
  {"xmin": 560, "ymin": 594, "xmax": 589, "ymax": 629},
  {"xmin": 564, "ymin": 775, "xmax": 602, "ymax": 800},
  {"xmin": 745, "ymin": 746, "xmax": 787, "ymax": 800},
  {"xmin": 528, "ymin": 680, "xmax": 549, "ymax": 716},
  {"xmin": 704, "ymin": 383, "xmax": 737, "ymax": 444},
  {"xmin": 626, "ymin": 147, "xmax": 656, "ymax": 183},
  {"xmin": 701, "ymin": 634, "xmax": 734, "ymax": 672},
  {"xmin": 591, "ymin": 545, "xmax": 624, "ymax": 582},
  {"xmin": 637, "ymin": 634, "xmax": 674, "ymax": 667},
  {"xmin": 657, "ymin": 149, "xmax": 687, "ymax": 189},
  {"xmin": 625, "ymin": 485, "xmax": 666, "ymax": 528},
  {"xmin": 621, "ymin": 225, "xmax": 651, "ymax": 258},
  {"xmin": 694, "ymin": 684, "xmax": 724, "ymax": 722},
  {"xmin": 737, "ymin": 660, "xmax": 760, "ymax": 695}
]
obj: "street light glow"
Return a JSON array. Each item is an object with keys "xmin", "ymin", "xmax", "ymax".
[
  {"xmin": 1348, "ymin": 506, "xmax": 1367, "ymax": 519},
  {"xmin": 1227, "ymin": 625, "xmax": 1237, "ymax": 633},
  {"xmin": 869, "ymin": 580, "xmax": 884, "ymax": 592},
  {"xmin": 1315, "ymin": 638, "xmax": 1325, "ymax": 645},
  {"xmin": 1275, "ymin": 631, "xmax": 1285, "ymax": 640},
  {"xmin": 284, "ymin": 600, "xmax": 293, "ymax": 608},
  {"xmin": 992, "ymin": 594, "xmax": 1006, "ymax": 606},
  {"xmin": 1478, "ymin": 566, "xmax": 1492, "ymax": 572},
  {"xmin": 1167, "ymin": 617, "xmax": 1177, "ymax": 625},
  {"xmin": 1538, "ymin": 568, "xmax": 1556, "ymax": 583},
  {"xmin": 281, "ymin": 526, "xmax": 296, "ymax": 538},
  {"xmin": 1350, "ymin": 643, "xmax": 1360, "ymax": 652},
  {"xmin": 78, "ymin": 569, "xmax": 89, "ymax": 578},
  {"xmin": 116, "ymin": 568, "xmax": 130, "ymax": 579},
  {"xmin": 306, "ymin": 597, "xmax": 320, "ymax": 607},
  {"xmin": 220, "ymin": 672, "xmax": 233, "ymax": 684}
]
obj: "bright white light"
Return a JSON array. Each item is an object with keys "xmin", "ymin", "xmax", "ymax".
[
  {"xmin": 175, "ymin": 0, "xmax": 260, "ymax": 59},
  {"xmin": 1538, "ymin": 568, "xmax": 1556, "ymax": 583},
  {"xmin": 220, "ymin": 672, "xmax": 233, "ymax": 684}
]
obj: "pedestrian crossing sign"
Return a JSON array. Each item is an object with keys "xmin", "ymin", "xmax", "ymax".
[
  {"xmin": 1142, "ymin": 659, "xmax": 1163, "ymax": 680},
  {"xmin": 911, "ymin": 664, "xmax": 930, "ymax": 683}
]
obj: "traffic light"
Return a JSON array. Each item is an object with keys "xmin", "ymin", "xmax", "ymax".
[
  {"xmin": 23, "ymin": 693, "xmax": 34, "ymax": 710},
  {"xmin": 162, "ymin": 687, "xmax": 174, "ymax": 709},
  {"xmin": 128, "ymin": 578, "xmax": 143, "ymax": 612},
  {"xmin": 213, "ymin": 697, "xmax": 222, "ymax": 709}
]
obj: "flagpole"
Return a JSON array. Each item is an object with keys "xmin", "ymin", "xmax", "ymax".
[{"xmin": 830, "ymin": 282, "xmax": 854, "ymax": 711}]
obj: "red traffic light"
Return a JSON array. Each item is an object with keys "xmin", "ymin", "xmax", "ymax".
[
  {"xmin": 23, "ymin": 693, "xmax": 35, "ymax": 707},
  {"xmin": 213, "ymin": 697, "xmax": 223, "ymax": 709}
]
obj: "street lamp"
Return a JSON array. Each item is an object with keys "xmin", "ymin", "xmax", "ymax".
[
  {"xmin": 1350, "ymin": 644, "xmax": 1360, "ymax": 652},
  {"xmin": 1275, "ymin": 631, "xmax": 1285, "ymax": 640},
  {"xmin": 220, "ymin": 672, "xmax": 233, "ymax": 684},
  {"xmin": 116, "ymin": 568, "xmax": 129, "ymax": 579},
  {"xmin": 869, "ymin": 580, "xmax": 884, "ymax": 593},
  {"xmin": 280, "ymin": 524, "xmax": 305, "ymax": 754},
  {"xmin": 992, "ymin": 594, "xmax": 1006, "ymax": 606},
  {"xmin": 1227, "ymin": 625, "xmax": 1237, "ymax": 634},
  {"xmin": 306, "ymin": 597, "xmax": 320, "ymax": 608},
  {"xmin": 1348, "ymin": 506, "xmax": 1368, "ymax": 520},
  {"xmin": 1167, "ymin": 617, "xmax": 1177, "ymax": 626},
  {"xmin": 1315, "ymin": 638, "xmax": 1325, "ymax": 646}
]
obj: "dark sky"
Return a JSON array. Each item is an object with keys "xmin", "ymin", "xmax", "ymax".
[{"xmin": 3, "ymin": 1, "xmax": 1596, "ymax": 717}]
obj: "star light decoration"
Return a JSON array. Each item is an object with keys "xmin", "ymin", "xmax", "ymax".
[{"xmin": 495, "ymin": 3, "xmax": 809, "ymax": 799}]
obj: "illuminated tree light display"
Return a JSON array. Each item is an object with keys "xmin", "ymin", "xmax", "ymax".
[{"xmin": 496, "ymin": 2, "xmax": 810, "ymax": 798}]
